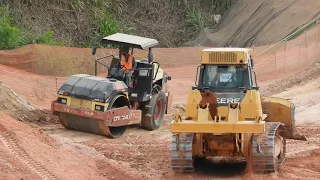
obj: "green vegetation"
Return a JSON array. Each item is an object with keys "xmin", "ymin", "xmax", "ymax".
[
  {"xmin": 34, "ymin": 31, "xmax": 65, "ymax": 46},
  {"xmin": 92, "ymin": 12, "xmax": 126, "ymax": 48},
  {"xmin": 0, "ymin": 5, "xmax": 66, "ymax": 49},
  {"xmin": 0, "ymin": 5, "xmax": 25, "ymax": 50},
  {"xmin": 0, "ymin": 0, "xmax": 234, "ymax": 50},
  {"xmin": 186, "ymin": 8, "xmax": 206, "ymax": 34}
]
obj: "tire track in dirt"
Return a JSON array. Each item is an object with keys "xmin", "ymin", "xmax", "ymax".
[{"xmin": 0, "ymin": 125, "xmax": 58, "ymax": 180}]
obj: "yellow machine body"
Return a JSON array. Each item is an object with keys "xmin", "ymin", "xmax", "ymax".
[{"xmin": 170, "ymin": 48, "xmax": 306, "ymax": 173}]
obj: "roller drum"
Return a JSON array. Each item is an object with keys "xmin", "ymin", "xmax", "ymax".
[{"xmin": 59, "ymin": 113, "xmax": 127, "ymax": 138}]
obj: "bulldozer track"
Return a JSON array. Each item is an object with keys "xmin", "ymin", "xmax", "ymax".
[
  {"xmin": 252, "ymin": 122, "xmax": 286, "ymax": 173},
  {"xmin": 170, "ymin": 133, "xmax": 194, "ymax": 173},
  {"xmin": 0, "ymin": 131, "xmax": 58, "ymax": 180}
]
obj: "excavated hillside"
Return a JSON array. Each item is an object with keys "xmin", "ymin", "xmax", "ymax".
[{"xmin": 187, "ymin": 0, "xmax": 320, "ymax": 47}]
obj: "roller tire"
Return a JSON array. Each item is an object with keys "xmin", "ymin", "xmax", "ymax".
[{"xmin": 141, "ymin": 91, "xmax": 167, "ymax": 130}]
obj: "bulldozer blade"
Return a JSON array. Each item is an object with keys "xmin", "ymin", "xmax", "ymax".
[
  {"xmin": 262, "ymin": 97, "xmax": 306, "ymax": 141},
  {"xmin": 59, "ymin": 113, "xmax": 127, "ymax": 138},
  {"xmin": 284, "ymin": 104, "xmax": 306, "ymax": 140}
]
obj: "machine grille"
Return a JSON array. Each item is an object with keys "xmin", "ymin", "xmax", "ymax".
[{"xmin": 209, "ymin": 52, "xmax": 237, "ymax": 63}]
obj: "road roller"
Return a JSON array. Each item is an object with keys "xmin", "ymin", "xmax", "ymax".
[{"xmin": 51, "ymin": 33, "xmax": 172, "ymax": 138}]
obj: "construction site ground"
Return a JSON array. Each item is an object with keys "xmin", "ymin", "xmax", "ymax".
[{"xmin": 0, "ymin": 57, "xmax": 320, "ymax": 180}]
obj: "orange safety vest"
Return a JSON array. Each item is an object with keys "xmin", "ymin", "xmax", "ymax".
[{"xmin": 120, "ymin": 54, "xmax": 134, "ymax": 70}]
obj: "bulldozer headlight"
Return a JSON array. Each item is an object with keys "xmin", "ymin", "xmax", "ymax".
[
  {"xmin": 58, "ymin": 97, "xmax": 67, "ymax": 104},
  {"xmin": 95, "ymin": 105, "xmax": 104, "ymax": 112}
]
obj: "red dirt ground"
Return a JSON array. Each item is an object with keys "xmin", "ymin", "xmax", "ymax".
[
  {"xmin": 0, "ymin": 31, "xmax": 320, "ymax": 180},
  {"xmin": 0, "ymin": 114, "xmax": 142, "ymax": 180},
  {"xmin": 0, "ymin": 60, "xmax": 320, "ymax": 179}
]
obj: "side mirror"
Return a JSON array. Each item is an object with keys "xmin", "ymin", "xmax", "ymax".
[
  {"xmin": 92, "ymin": 46, "xmax": 97, "ymax": 55},
  {"xmin": 250, "ymin": 58, "xmax": 254, "ymax": 67}
]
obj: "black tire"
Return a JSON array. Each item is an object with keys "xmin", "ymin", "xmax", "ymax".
[{"xmin": 141, "ymin": 91, "xmax": 167, "ymax": 130}]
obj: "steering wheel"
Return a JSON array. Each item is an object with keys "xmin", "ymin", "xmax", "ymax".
[{"xmin": 116, "ymin": 63, "xmax": 127, "ymax": 70}]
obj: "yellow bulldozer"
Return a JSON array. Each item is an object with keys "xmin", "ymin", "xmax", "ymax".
[
  {"xmin": 51, "ymin": 33, "xmax": 172, "ymax": 138},
  {"xmin": 170, "ymin": 48, "xmax": 306, "ymax": 173}
]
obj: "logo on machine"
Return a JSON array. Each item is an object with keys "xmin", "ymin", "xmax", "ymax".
[
  {"xmin": 214, "ymin": 93, "xmax": 244, "ymax": 106},
  {"xmin": 114, "ymin": 115, "xmax": 130, "ymax": 121},
  {"xmin": 217, "ymin": 97, "xmax": 241, "ymax": 104}
]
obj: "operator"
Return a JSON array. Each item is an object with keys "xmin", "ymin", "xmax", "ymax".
[
  {"xmin": 119, "ymin": 46, "xmax": 136, "ymax": 88},
  {"xmin": 119, "ymin": 46, "xmax": 135, "ymax": 70},
  {"xmin": 211, "ymin": 66, "xmax": 228, "ymax": 86},
  {"xmin": 211, "ymin": 66, "xmax": 238, "ymax": 87}
]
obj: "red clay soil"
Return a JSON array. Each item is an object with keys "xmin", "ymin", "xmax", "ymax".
[
  {"xmin": 81, "ymin": 118, "xmax": 320, "ymax": 180},
  {"xmin": 0, "ymin": 113, "xmax": 142, "ymax": 180},
  {"xmin": 0, "ymin": 145, "xmax": 41, "ymax": 180},
  {"xmin": 0, "ymin": 67, "xmax": 320, "ymax": 180},
  {"xmin": 0, "ymin": 42, "xmax": 320, "ymax": 180}
]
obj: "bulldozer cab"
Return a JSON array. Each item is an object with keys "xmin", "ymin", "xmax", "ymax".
[
  {"xmin": 195, "ymin": 48, "xmax": 257, "ymax": 92},
  {"xmin": 203, "ymin": 65, "xmax": 244, "ymax": 88},
  {"xmin": 92, "ymin": 33, "xmax": 162, "ymax": 102}
]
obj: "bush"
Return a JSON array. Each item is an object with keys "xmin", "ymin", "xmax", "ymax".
[
  {"xmin": 34, "ymin": 31, "xmax": 65, "ymax": 46},
  {"xmin": 92, "ymin": 12, "xmax": 126, "ymax": 48},
  {"xmin": 185, "ymin": 8, "xmax": 206, "ymax": 33},
  {"xmin": 98, "ymin": 13, "xmax": 120, "ymax": 37},
  {"xmin": 0, "ymin": 6, "xmax": 25, "ymax": 50}
]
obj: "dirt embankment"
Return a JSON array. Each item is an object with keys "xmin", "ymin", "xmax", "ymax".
[
  {"xmin": 187, "ymin": 0, "xmax": 320, "ymax": 47},
  {"xmin": 0, "ymin": 83, "xmax": 58, "ymax": 126},
  {"xmin": 260, "ymin": 62, "xmax": 320, "ymax": 96}
]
